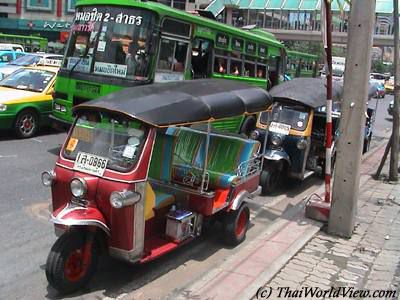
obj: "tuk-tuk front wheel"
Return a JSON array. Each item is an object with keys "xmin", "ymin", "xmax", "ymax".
[
  {"xmin": 260, "ymin": 166, "xmax": 281, "ymax": 195},
  {"xmin": 46, "ymin": 231, "xmax": 98, "ymax": 294},
  {"xmin": 223, "ymin": 204, "xmax": 250, "ymax": 246}
]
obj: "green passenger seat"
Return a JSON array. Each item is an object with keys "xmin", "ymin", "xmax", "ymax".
[
  {"xmin": 167, "ymin": 127, "xmax": 260, "ymax": 190},
  {"xmin": 148, "ymin": 132, "xmax": 176, "ymax": 182}
]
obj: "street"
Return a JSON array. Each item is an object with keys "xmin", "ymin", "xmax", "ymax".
[{"xmin": 0, "ymin": 95, "xmax": 393, "ymax": 300}]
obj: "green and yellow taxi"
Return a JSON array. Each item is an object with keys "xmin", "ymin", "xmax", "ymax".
[{"xmin": 0, "ymin": 65, "xmax": 58, "ymax": 138}]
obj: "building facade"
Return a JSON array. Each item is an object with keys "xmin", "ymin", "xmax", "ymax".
[{"xmin": 0, "ymin": 0, "xmax": 76, "ymax": 42}]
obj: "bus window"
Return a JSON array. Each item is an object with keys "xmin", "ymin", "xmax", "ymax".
[
  {"xmin": 244, "ymin": 56, "xmax": 256, "ymax": 77},
  {"xmin": 191, "ymin": 38, "xmax": 212, "ymax": 79},
  {"xmin": 157, "ymin": 39, "xmax": 188, "ymax": 73},
  {"xmin": 214, "ymin": 50, "xmax": 228, "ymax": 74},
  {"xmin": 257, "ymin": 62, "xmax": 267, "ymax": 79},
  {"xmin": 230, "ymin": 51, "xmax": 242, "ymax": 76},
  {"xmin": 214, "ymin": 57, "xmax": 227, "ymax": 74},
  {"xmin": 64, "ymin": 6, "xmax": 155, "ymax": 80}
]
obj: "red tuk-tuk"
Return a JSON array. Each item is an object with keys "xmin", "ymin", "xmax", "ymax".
[{"xmin": 42, "ymin": 79, "xmax": 272, "ymax": 293}]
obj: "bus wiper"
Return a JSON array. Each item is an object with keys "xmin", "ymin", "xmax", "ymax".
[{"xmin": 68, "ymin": 20, "xmax": 103, "ymax": 76}]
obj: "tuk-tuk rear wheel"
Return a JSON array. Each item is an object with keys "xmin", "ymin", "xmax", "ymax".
[
  {"xmin": 223, "ymin": 204, "xmax": 250, "ymax": 246},
  {"xmin": 46, "ymin": 230, "xmax": 98, "ymax": 294}
]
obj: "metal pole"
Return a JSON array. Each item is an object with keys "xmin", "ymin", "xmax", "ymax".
[
  {"xmin": 324, "ymin": 0, "xmax": 333, "ymax": 203},
  {"xmin": 201, "ymin": 122, "xmax": 211, "ymax": 193},
  {"xmin": 389, "ymin": 0, "xmax": 399, "ymax": 181},
  {"xmin": 328, "ymin": 0, "xmax": 376, "ymax": 238}
]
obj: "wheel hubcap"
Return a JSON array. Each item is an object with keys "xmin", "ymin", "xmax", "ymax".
[
  {"xmin": 235, "ymin": 210, "xmax": 247, "ymax": 237},
  {"xmin": 19, "ymin": 114, "xmax": 35, "ymax": 135},
  {"xmin": 64, "ymin": 247, "xmax": 91, "ymax": 282}
]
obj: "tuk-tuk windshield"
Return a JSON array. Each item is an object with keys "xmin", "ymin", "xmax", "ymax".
[
  {"xmin": 260, "ymin": 103, "xmax": 309, "ymax": 131},
  {"xmin": 63, "ymin": 112, "xmax": 148, "ymax": 172}
]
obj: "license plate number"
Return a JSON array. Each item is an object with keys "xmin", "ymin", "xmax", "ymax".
[
  {"xmin": 269, "ymin": 122, "xmax": 291, "ymax": 135},
  {"xmin": 73, "ymin": 152, "xmax": 108, "ymax": 177}
]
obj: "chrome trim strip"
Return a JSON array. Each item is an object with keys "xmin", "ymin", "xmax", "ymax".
[
  {"xmin": 50, "ymin": 203, "xmax": 110, "ymax": 235},
  {"xmin": 51, "ymin": 215, "xmax": 111, "ymax": 236}
]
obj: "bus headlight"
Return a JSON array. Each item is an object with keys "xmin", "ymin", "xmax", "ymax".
[
  {"xmin": 271, "ymin": 135, "xmax": 282, "ymax": 146},
  {"xmin": 0, "ymin": 104, "xmax": 7, "ymax": 112},
  {"xmin": 70, "ymin": 178, "xmax": 87, "ymax": 198},
  {"xmin": 41, "ymin": 170, "xmax": 56, "ymax": 186},
  {"xmin": 110, "ymin": 190, "xmax": 141, "ymax": 209},
  {"xmin": 297, "ymin": 139, "xmax": 308, "ymax": 150}
]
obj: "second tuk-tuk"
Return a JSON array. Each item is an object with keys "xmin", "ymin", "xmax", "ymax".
[
  {"xmin": 41, "ymin": 79, "xmax": 272, "ymax": 294},
  {"xmin": 251, "ymin": 78, "xmax": 343, "ymax": 194}
]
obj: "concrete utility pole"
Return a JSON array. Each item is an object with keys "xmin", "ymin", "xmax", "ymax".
[
  {"xmin": 389, "ymin": 0, "xmax": 399, "ymax": 181},
  {"xmin": 328, "ymin": 0, "xmax": 376, "ymax": 238}
]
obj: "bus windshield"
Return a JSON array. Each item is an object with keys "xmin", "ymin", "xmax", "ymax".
[{"xmin": 63, "ymin": 6, "xmax": 155, "ymax": 81}]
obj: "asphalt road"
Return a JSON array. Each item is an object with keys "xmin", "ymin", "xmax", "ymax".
[{"xmin": 0, "ymin": 95, "xmax": 393, "ymax": 300}]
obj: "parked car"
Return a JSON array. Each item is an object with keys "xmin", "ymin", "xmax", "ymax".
[
  {"xmin": 370, "ymin": 72, "xmax": 390, "ymax": 85},
  {"xmin": 370, "ymin": 80, "xmax": 385, "ymax": 98},
  {"xmin": 0, "ymin": 53, "xmax": 62, "ymax": 80},
  {"xmin": 0, "ymin": 65, "xmax": 59, "ymax": 138},
  {"xmin": 385, "ymin": 76, "xmax": 394, "ymax": 94},
  {"xmin": 0, "ymin": 50, "xmax": 27, "ymax": 66},
  {"xmin": 0, "ymin": 43, "xmax": 24, "ymax": 52}
]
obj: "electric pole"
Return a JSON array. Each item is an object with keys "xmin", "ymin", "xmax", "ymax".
[
  {"xmin": 328, "ymin": 0, "xmax": 376, "ymax": 238},
  {"xmin": 389, "ymin": 0, "xmax": 399, "ymax": 181}
]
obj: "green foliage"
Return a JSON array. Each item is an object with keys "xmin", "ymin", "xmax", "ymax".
[
  {"xmin": 371, "ymin": 59, "xmax": 393, "ymax": 74},
  {"xmin": 284, "ymin": 41, "xmax": 347, "ymax": 63}
]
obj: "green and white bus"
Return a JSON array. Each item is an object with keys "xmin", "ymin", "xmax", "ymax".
[
  {"xmin": 0, "ymin": 33, "xmax": 48, "ymax": 52},
  {"xmin": 51, "ymin": 0, "xmax": 288, "ymax": 134},
  {"xmin": 286, "ymin": 50, "xmax": 318, "ymax": 78}
]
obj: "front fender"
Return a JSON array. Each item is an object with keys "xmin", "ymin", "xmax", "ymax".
[
  {"xmin": 264, "ymin": 149, "xmax": 291, "ymax": 165},
  {"xmin": 51, "ymin": 203, "xmax": 110, "ymax": 236}
]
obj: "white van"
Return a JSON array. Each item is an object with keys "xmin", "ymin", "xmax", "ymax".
[{"xmin": 0, "ymin": 43, "xmax": 25, "ymax": 52}]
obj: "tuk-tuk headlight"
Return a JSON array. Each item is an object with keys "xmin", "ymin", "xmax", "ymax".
[
  {"xmin": 110, "ymin": 190, "xmax": 141, "ymax": 209},
  {"xmin": 297, "ymin": 139, "xmax": 308, "ymax": 150},
  {"xmin": 41, "ymin": 170, "xmax": 56, "ymax": 186},
  {"xmin": 70, "ymin": 178, "xmax": 87, "ymax": 198},
  {"xmin": 271, "ymin": 135, "xmax": 282, "ymax": 146},
  {"xmin": 250, "ymin": 130, "xmax": 260, "ymax": 140}
]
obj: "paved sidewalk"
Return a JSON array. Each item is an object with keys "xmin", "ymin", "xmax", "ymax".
[
  {"xmin": 263, "ymin": 162, "xmax": 400, "ymax": 299},
  {"xmin": 170, "ymin": 142, "xmax": 395, "ymax": 300}
]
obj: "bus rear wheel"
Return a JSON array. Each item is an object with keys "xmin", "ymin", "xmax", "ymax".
[{"xmin": 46, "ymin": 231, "xmax": 98, "ymax": 294}]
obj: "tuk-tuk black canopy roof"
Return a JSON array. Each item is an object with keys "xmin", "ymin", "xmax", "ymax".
[
  {"xmin": 74, "ymin": 79, "xmax": 272, "ymax": 127},
  {"xmin": 269, "ymin": 78, "xmax": 343, "ymax": 108}
]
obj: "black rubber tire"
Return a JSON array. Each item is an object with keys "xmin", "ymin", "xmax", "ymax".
[
  {"xmin": 14, "ymin": 109, "xmax": 39, "ymax": 138},
  {"xmin": 239, "ymin": 116, "xmax": 256, "ymax": 136},
  {"xmin": 223, "ymin": 204, "xmax": 250, "ymax": 246},
  {"xmin": 46, "ymin": 231, "xmax": 98, "ymax": 294},
  {"xmin": 260, "ymin": 167, "xmax": 281, "ymax": 195}
]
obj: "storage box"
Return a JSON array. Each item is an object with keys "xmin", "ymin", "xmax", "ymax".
[{"xmin": 166, "ymin": 209, "xmax": 196, "ymax": 242}]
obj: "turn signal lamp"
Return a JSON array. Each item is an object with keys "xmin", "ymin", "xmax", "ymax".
[{"xmin": 110, "ymin": 190, "xmax": 141, "ymax": 209}]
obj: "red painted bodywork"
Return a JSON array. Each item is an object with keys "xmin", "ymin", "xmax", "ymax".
[{"xmin": 51, "ymin": 128, "xmax": 156, "ymax": 252}]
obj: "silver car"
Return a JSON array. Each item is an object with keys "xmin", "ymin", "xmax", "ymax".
[{"xmin": 0, "ymin": 53, "xmax": 62, "ymax": 80}]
